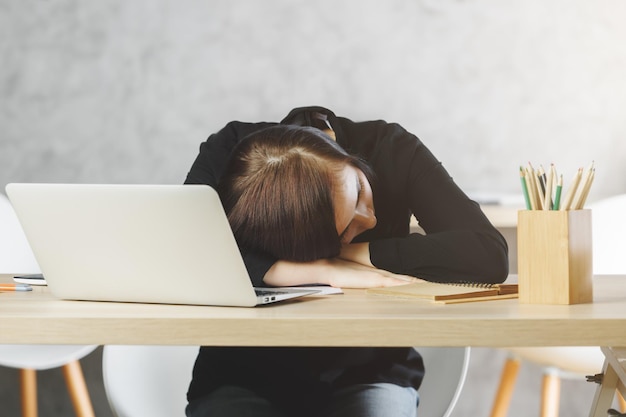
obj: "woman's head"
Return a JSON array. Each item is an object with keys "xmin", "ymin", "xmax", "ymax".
[{"xmin": 217, "ymin": 124, "xmax": 375, "ymax": 262}]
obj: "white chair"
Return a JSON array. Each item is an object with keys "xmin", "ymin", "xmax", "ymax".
[
  {"xmin": 102, "ymin": 345, "xmax": 199, "ymax": 417},
  {"xmin": 490, "ymin": 194, "xmax": 626, "ymax": 417},
  {"xmin": 0, "ymin": 345, "xmax": 99, "ymax": 417},
  {"xmin": 102, "ymin": 345, "xmax": 469, "ymax": 417},
  {"xmin": 0, "ymin": 192, "xmax": 40, "ymax": 275},
  {"xmin": 0, "ymin": 193, "xmax": 97, "ymax": 417},
  {"xmin": 418, "ymin": 346, "xmax": 470, "ymax": 417}
]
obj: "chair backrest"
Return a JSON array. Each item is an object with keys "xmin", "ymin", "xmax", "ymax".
[
  {"xmin": 0, "ymin": 194, "xmax": 97, "ymax": 371},
  {"xmin": 417, "ymin": 347, "xmax": 470, "ymax": 417},
  {"xmin": 102, "ymin": 345, "xmax": 198, "ymax": 417},
  {"xmin": 589, "ymin": 194, "xmax": 626, "ymax": 274},
  {"xmin": 103, "ymin": 345, "xmax": 469, "ymax": 417}
]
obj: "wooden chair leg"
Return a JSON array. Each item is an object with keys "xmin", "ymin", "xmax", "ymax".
[
  {"xmin": 490, "ymin": 357, "xmax": 521, "ymax": 417},
  {"xmin": 617, "ymin": 389, "xmax": 626, "ymax": 412},
  {"xmin": 540, "ymin": 370, "xmax": 560, "ymax": 417},
  {"xmin": 61, "ymin": 360, "xmax": 95, "ymax": 417},
  {"xmin": 19, "ymin": 368, "xmax": 38, "ymax": 417}
]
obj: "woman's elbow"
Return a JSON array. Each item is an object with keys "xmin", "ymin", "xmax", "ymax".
[{"xmin": 481, "ymin": 233, "xmax": 510, "ymax": 283}]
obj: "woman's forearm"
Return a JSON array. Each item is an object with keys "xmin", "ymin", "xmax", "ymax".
[
  {"xmin": 263, "ymin": 259, "xmax": 333, "ymax": 287},
  {"xmin": 263, "ymin": 258, "xmax": 420, "ymax": 289}
]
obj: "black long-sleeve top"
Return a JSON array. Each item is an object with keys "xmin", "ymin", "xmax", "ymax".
[{"xmin": 184, "ymin": 106, "xmax": 509, "ymax": 416}]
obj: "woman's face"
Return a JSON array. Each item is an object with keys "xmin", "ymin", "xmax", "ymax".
[{"xmin": 333, "ymin": 165, "xmax": 377, "ymax": 245}]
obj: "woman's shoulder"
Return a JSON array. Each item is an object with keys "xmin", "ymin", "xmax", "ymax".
[
  {"xmin": 336, "ymin": 117, "xmax": 426, "ymax": 165},
  {"xmin": 213, "ymin": 120, "xmax": 277, "ymax": 142},
  {"xmin": 338, "ymin": 116, "xmax": 422, "ymax": 144}
]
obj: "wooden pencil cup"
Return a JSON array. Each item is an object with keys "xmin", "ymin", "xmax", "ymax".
[{"xmin": 517, "ymin": 209, "xmax": 593, "ymax": 304}]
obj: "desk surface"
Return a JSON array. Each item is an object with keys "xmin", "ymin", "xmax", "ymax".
[{"xmin": 1, "ymin": 275, "xmax": 625, "ymax": 347}]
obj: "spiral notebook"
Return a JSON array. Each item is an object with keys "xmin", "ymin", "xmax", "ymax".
[{"xmin": 367, "ymin": 281, "xmax": 518, "ymax": 304}]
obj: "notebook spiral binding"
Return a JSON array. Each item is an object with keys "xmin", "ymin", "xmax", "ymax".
[{"xmin": 438, "ymin": 281, "xmax": 498, "ymax": 288}]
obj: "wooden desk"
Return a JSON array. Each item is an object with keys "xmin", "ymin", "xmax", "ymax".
[
  {"xmin": 1, "ymin": 275, "xmax": 625, "ymax": 348},
  {"xmin": 2, "ymin": 275, "xmax": 626, "ymax": 416}
]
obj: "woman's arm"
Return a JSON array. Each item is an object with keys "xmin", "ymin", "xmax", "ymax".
[
  {"xmin": 335, "ymin": 118, "xmax": 509, "ymax": 284},
  {"xmin": 263, "ymin": 258, "xmax": 420, "ymax": 289},
  {"xmin": 374, "ymin": 143, "xmax": 509, "ymax": 284}
]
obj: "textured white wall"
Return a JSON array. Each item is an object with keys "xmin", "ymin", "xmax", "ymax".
[{"xmin": 2, "ymin": 0, "xmax": 625, "ymax": 201}]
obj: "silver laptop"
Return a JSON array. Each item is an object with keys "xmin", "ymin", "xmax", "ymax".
[{"xmin": 5, "ymin": 183, "xmax": 318, "ymax": 307}]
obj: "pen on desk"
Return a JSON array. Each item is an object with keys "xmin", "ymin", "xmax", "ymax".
[{"xmin": 0, "ymin": 283, "xmax": 32, "ymax": 292}]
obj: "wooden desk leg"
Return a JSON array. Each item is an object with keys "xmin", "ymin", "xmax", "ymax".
[
  {"xmin": 589, "ymin": 356, "xmax": 619, "ymax": 417},
  {"xmin": 19, "ymin": 368, "xmax": 38, "ymax": 417},
  {"xmin": 61, "ymin": 360, "xmax": 95, "ymax": 417}
]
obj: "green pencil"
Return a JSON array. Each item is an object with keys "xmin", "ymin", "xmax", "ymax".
[
  {"xmin": 519, "ymin": 166, "xmax": 532, "ymax": 210},
  {"xmin": 553, "ymin": 174, "xmax": 563, "ymax": 210}
]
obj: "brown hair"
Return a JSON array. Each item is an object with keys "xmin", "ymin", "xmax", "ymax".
[{"xmin": 217, "ymin": 124, "xmax": 372, "ymax": 262}]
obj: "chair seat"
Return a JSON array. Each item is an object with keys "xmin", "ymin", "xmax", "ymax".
[
  {"xmin": 0, "ymin": 345, "xmax": 98, "ymax": 370},
  {"xmin": 507, "ymin": 346, "xmax": 604, "ymax": 376}
]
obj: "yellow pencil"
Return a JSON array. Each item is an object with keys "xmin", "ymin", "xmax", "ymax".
[
  {"xmin": 525, "ymin": 165, "xmax": 538, "ymax": 210},
  {"xmin": 543, "ymin": 163, "xmax": 555, "ymax": 210},
  {"xmin": 571, "ymin": 162, "xmax": 595, "ymax": 210},
  {"xmin": 575, "ymin": 167, "xmax": 595, "ymax": 209},
  {"xmin": 527, "ymin": 163, "xmax": 544, "ymax": 210},
  {"xmin": 559, "ymin": 167, "xmax": 583, "ymax": 211}
]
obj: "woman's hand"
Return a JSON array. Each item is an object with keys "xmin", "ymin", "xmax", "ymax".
[
  {"xmin": 264, "ymin": 257, "xmax": 423, "ymax": 289},
  {"xmin": 325, "ymin": 259, "xmax": 423, "ymax": 288}
]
